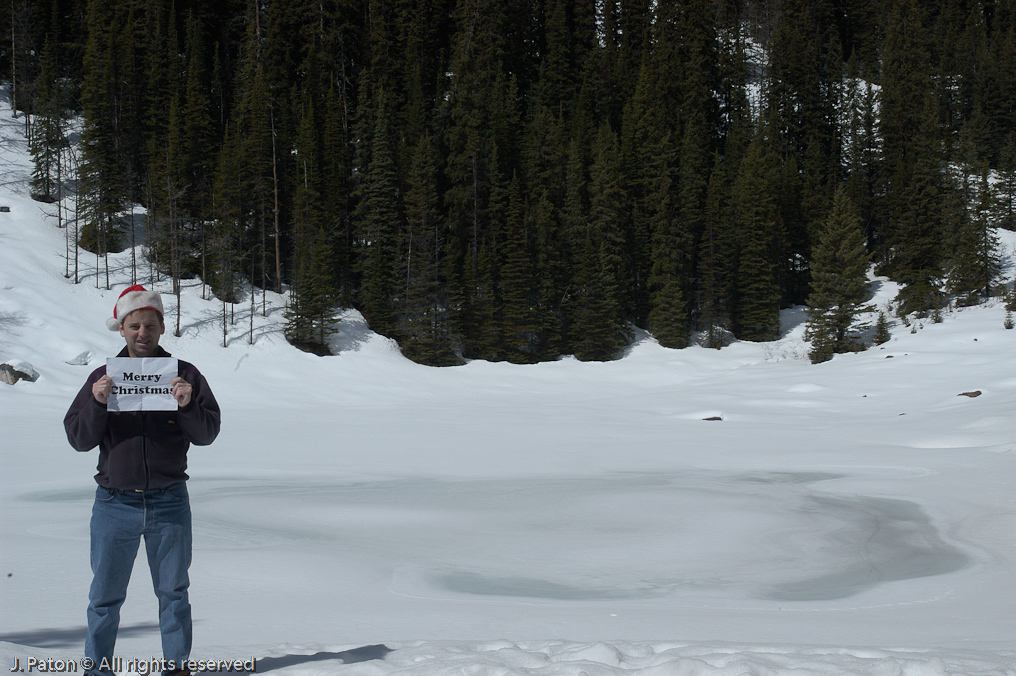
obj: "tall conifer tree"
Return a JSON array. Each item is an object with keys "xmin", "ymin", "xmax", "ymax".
[
  {"xmin": 400, "ymin": 132, "xmax": 459, "ymax": 364},
  {"xmin": 696, "ymin": 157, "xmax": 733, "ymax": 347},
  {"xmin": 571, "ymin": 122, "xmax": 630, "ymax": 360},
  {"xmin": 29, "ymin": 32, "xmax": 66, "ymax": 203},
  {"xmin": 732, "ymin": 131, "xmax": 782, "ymax": 341},
  {"xmin": 948, "ymin": 171, "xmax": 1000, "ymax": 303},
  {"xmin": 804, "ymin": 189, "xmax": 872, "ymax": 363}
]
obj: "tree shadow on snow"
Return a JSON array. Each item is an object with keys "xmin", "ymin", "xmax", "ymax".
[
  {"xmin": 255, "ymin": 645, "xmax": 392, "ymax": 672},
  {"xmin": 0, "ymin": 623, "xmax": 159, "ymax": 649}
]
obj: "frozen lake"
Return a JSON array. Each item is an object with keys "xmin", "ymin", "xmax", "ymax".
[
  {"xmin": 5, "ymin": 462, "xmax": 986, "ymax": 654},
  {"xmin": 167, "ymin": 471, "xmax": 970, "ymax": 604}
]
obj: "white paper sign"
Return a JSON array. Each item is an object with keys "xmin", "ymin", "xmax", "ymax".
[{"xmin": 107, "ymin": 357, "xmax": 178, "ymax": 411}]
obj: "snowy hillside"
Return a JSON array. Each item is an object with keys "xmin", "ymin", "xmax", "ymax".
[{"xmin": 2, "ymin": 94, "xmax": 1015, "ymax": 675}]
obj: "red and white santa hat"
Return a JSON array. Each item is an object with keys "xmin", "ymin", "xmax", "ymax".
[{"xmin": 106, "ymin": 284, "xmax": 164, "ymax": 331}]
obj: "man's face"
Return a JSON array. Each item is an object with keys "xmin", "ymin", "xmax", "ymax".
[{"xmin": 119, "ymin": 309, "xmax": 165, "ymax": 358}]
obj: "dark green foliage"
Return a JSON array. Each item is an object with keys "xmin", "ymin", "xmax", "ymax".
[
  {"xmin": 285, "ymin": 227, "xmax": 340, "ymax": 355},
  {"xmin": 356, "ymin": 97, "xmax": 403, "ymax": 337},
  {"xmin": 27, "ymin": 0, "xmax": 1004, "ymax": 362},
  {"xmin": 949, "ymin": 172, "xmax": 1001, "ymax": 303},
  {"xmin": 889, "ymin": 96, "xmax": 947, "ymax": 316},
  {"xmin": 881, "ymin": 0, "xmax": 934, "ymax": 185},
  {"xmin": 842, "ymin": 76, "xmax": 885, "ymax": 260},
  {"xmin": 29, "ymin": 32, "xmax": 67, "ymax": 203},
  {"xmin": 498, "ymin": 174, "xmax": 539, "ymax": 362},
  {"xmin": 523, "ymin": 103, "xmax": 569, "ymax": 359},
  {"xmin": 285, "ymin": 91, "xmax": 338, "ymax": 354},
  {"xmin": 399, "ymin": 133, "xmax": 462, "ymax": 366},
  {"xmin": 1007, "ymin": 286, "xmax": 1016, "ymax": 315},
  {"xmin": 570, "ymin": 122, "xmax": 631, "ymax": 361},
  {"xmin": 732, "ymin": 131, "xmax": 782, "ymax": 342},
  {"xmin": 874, "ymin": 311, "xmax": 892, "ymax": 345},
  {"xmin": 77, "ymin": 0, "xmax": 131, "ymax": 256},
  {"xmin": 999, "ymin": 132, "xmax": 1016, "ymax": 230},
  {"xmin": 804, "ymin": 190, "xmax": 872, "ymax": 362},
  {"xmin": 695, "ymin": 158, "xmax": 733, "ymax": 348}
]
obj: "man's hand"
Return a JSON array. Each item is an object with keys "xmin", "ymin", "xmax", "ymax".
[
  {"xmin": 92, "ymin": 375, "xmax": 112, "ymax": 405},
  {"xmin": 171, "ymin": 377, "xmax": 193, "ymax": 408}
]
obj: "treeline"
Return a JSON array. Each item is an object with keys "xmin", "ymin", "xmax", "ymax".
[{"xmin": 6, "ymin": 0, "xmax": 1016, "ymax": 363}]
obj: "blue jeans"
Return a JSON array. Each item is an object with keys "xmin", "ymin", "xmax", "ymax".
[{"xmin": 86, "ymin": 483, "xmax": 192, "ymax": 673}]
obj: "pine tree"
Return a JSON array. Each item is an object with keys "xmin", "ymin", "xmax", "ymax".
[
  {"xmin": 442, "ymin": 0, "xmax": 523, "ymax": 355},
  {"xmin": 842, "ymin": 74, "xmax": 885, "ymax": 260},
  {"xmin": 357, "ymin": 96, "xmax": 404, "ymax": 337},
  {"xmin": 765, "ymin": 0, "xmax": 838, "ymax": 306},
  {"xmin": 949, "ymin": 171, "xmax": 1001, "ymax": 304},
  {"xmin": 696, "ymin": 157, "xmax": 732, "ymax": 348},
  {"xmin": 534, "ymin": 0, "xmax": 574, "ymax": 111},
  {"xmin": 880, "ymin": 0, "xmax": 933, "ymax": 184},
  {"xmin": 873, "ymin": 311, "xmax": 891, "ymax": 345},
  {"xmin": 571, "ymin": 122, "xmax": 630, "ymax": 361},
  {"xmin": 644, "ymin": 114, "xmax": 693, "ymax": 349},
  {"xmin": 622, "ymin": 50, "xmax": 674, "ymax": 343},
  {"xmin": 292, "ymin": 92, "xmax": 324, "ymax": 268},
  {"xmin": 180, "ymin": 11, "xmax": 217, "ymax": 229},
  {"xmin": 523, "ymin": 103, "xmax": 568, "ymax": 358},
  {"xmin": 400, "ymin": 133, "xmax": 460, "ymax": 365},
  {"xmin": 881, "ymin": 0, "xmax": 939, "ymax": 306},
  {"xmin": 766, "ymin": 0, "xmax": 833, "ymax": 163},
  {"xmin": 29, "ymin": 32, "xmax": 66, "ymax": 204},
  {"xmin": 804, "ymin": 189, "xmax": 872, "ymax": 362},
  {"xmin": 321, "ymin": 84, "xmax": 355, "ymax": 303},
  {"xmin": 78, "ymin": 0, "xmax": 128, "ymax": 260},
  {"xmin": 732, "ymin": 131, "xmax": 782, "ymax": 342},
  {"xmin": 285, "ymin": 227, "xmax": 339, "ymax": 354},
  {"xmin": 976, "ymin": 0, "xmax": 1016, "ymax": 168},
  {"xmin": 499, "ymin": 173, "xmax": 539, "ymax": 362},
  {"xmin": 285, "ymin": 90, "xmax": 340, "ymax": 354},
  {"xmin": 996, "ymin": 132, "xmax": 1016, "ymax": 230},
  {"xmin": 232, "ymin": 0, "xmax": 281, "ymax": 300},
  {"xmin": 891, "ymin": 95, "xmax": 946, "ymax": 316}
]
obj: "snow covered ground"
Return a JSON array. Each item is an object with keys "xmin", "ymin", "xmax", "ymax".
[{"xmin": 1, "ymin": 95, "xmax": 1015, "ymax": 675}]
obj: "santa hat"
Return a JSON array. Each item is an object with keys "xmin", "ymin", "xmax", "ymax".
[{"xmin": 106, "ymin": 285, "xmax": 164, "ymax": 331}]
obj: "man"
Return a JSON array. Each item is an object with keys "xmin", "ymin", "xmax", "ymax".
[{"xmin": 64, "ymin": 285, "xmax": 221, "ymax": 676}]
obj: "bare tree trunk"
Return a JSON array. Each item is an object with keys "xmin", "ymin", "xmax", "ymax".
[
  {"xmin": 261, "ymin": 221, "xmax": 267, "ymax": 316},
  {"xmin": 168, "ymin": 147, "xmax": 177, "ymax": 294},
  {"xmin": 167, "ymin": 147, "xmax": 182, "ymax": 337},
  {"xmin": 146, "ymin": 177, "xmax": 158, "ymax": 284},
  {"xmin": 95, "ymin": 220, "xmax": 101, "ymax": 289},
  {"xmin": 130, "ymin": 209, "xmax": 136, "ymax": 285},
  {"xmin": 73, "ymin": 163, "xmax": 79, "ymax": 284},
  {"xmin": 57, "ymin": 145, "xmax": 62, "ymax": 229},
  {"xmin": 60, "ymin": 146, "xmax": 68, "ymax": 278},
  {"xmin": 104, "ymin": 215, "xmax": 110, "ymax": 289},
  {"xmin": 271, "ymin": 107, "xmax": 281, "ymax": 293},
  {"xmin": 10, "ymin": 0, "xmax": 15, "ymax": 120},
  {"xmin": 176, "ymin": 283, "xmax": 181, "ymax": 336},
  {"xmin": 201, "ymin": 216, "xmax": 207, "ymax": 300}
]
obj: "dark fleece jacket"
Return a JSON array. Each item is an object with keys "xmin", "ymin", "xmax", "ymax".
[{"xmin": 64, "ymin": 346, "xmax": 221, "ymax": 490}]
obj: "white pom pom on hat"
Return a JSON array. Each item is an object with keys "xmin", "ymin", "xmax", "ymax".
[{"xmin": 106, "ymin": 284, "xmax": 165, "ymax": 331}]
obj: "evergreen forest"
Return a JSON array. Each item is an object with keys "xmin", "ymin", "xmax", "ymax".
[{"xmin": 8, "ymin": 0, "xmax": 1016, "ymax": 363}]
